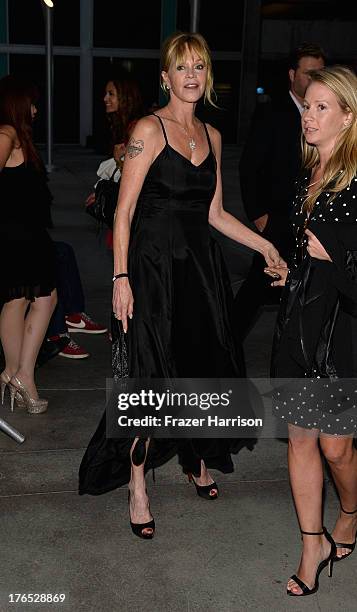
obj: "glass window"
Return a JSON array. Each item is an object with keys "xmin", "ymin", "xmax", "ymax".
[
  {"xmin": 9, "ymin": 0, "xmax": 44, "ymax": 44},
  {"xmin": 262, "ymin": 0, "xmax": 357, "ymax": 20},
  {"xmin": 9, "ymin": 0, "xmax": 80, "ymax": 46},
  {"xmin": 177, "ymin": 0, "xmax": 244, "ymax": 51},
  {"xmin": 200, "ymin": 0, "xmax": 244, "ymax": 51},
  {"xmin": 257, "ymin": 58, "xmax": 287, "ymax": 101},
  {"xmin": 197, "ymin": 60, "xmax": 241, "ymax": 144},
  {"xmin": 9, "ymin": 54, "xmax": 80, "ymax": 144},
  {"xmin": 53, "ymin": 0, "xmax": 80, "ymax": 46},
  {"xmin": 93, "ymin": 0, "xmax": 161, "ymax": 49},
  {"xmin": 53, "ymin": 55, "xmax": 80, "ymax": 142},
  {"xmin": 176, "ymin": 0, "xmax": 190, "ymax": 31}
]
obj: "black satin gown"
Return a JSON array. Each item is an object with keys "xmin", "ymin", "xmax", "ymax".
[{"xmin": 79, "ymin": 115, "xmax": 252, "ymax": 495}]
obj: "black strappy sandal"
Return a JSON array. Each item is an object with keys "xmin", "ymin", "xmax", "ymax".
[
  {"xmin": 333, "ymin": 506, "xmax": 357, "ymax": 563},
  {"xmin": 287, "ymin": 527, "xmax": 336, "ymax": 597}
]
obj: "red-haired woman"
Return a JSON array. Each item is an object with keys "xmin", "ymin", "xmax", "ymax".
[{"xmin": 0, "ymin": 75, "xmax": 57, "ymax": 414}]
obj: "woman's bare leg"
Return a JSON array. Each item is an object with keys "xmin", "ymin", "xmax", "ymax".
[
  {"xmin": 15, "ymin": 290, "xmax": 57, "ymax": 398},
  {"xmin": 194, "ymin": 460, "xmax": 218, "ymax": 496},
  {"xmin": 0, "ymin": 297, "xmax": 29, "ymax": 377},
  {"xmin": 128, "ymin": 438, "xmax": 154, "ymax": 535},
  {"xmin": 286, "ymin": 424, "xmax": 332, "ymax": 595},
  {"xmin": 320, "ymin": 435, "xmax": 357, "ymax": 558}
]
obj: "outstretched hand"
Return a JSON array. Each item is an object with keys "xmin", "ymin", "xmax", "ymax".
[
  {"xmin": 262, "ymin": 243, "xmax": 287, "ymax": 268},
  {"xmin": 112, "ymin": 278, "xmax": 134, "ymax": 333},
  {"xmin": 264, "ymin": 265, "xmax": 289, "ymax": 287}
]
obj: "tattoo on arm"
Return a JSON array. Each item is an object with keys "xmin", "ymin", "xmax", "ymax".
[{"xmin": 127, "ymin": 137, "xmax": 144, "ymax": 158}]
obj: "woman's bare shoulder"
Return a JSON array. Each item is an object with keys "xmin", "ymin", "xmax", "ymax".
[
  {"xmin": 204, "ymin": 123, "xmax": 221, "ymax": 159},
  {"xmin": 130, "ymin": 115, "xmax": 162, "ymax": 138},
  {"xmin": 205, "ymin": 123, "xmax": 221, "ymax": 144},
  {"xmin": 0, "ymin": 124, "xmax": 17, "ymax": 142}
]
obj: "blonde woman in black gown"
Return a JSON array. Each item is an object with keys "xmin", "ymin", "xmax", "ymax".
[{"xmin": 79, "ymin": 33, "xmax": 284, "ymax": 538}]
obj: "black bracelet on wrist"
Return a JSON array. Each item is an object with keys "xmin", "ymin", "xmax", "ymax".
[{"xmin": 112, "ymin": 273, "xmax": 129, "ymax": 282}]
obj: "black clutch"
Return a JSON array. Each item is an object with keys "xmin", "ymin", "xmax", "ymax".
[{"xmin": 86, "ymin": 167, "xmax": 120, "ymax": 230}]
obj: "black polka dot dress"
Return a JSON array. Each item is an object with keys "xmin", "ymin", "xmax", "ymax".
[{"xmin": 272, "ymin": 171, "xmax": 357, "ymax": 435}]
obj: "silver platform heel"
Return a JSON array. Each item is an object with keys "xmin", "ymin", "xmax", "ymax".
[
  {"xmin": 9, "ymin": 376, "xmax": 48, "ymax": 415},
  {"xmin": 1, "ymin": 371, "xmax": 26, "ymax": 409}
]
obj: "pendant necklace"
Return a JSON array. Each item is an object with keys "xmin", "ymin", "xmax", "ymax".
[{"xmin": 168, "ymin": 108, "xmax": 197, "ymax": 151}]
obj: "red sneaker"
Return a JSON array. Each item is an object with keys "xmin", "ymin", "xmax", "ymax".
[
  {"xmin": 66, "ymin": 312, "xmax": 108, "ymax": 334},
  {"xmin": 58, "ymin": 338, "xmax": 90, "ymax": 359}
]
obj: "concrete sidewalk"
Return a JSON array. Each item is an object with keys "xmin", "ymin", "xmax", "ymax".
[{"xmin": 0, "ymin": 147, "xmax": 355, "ymax": 612}]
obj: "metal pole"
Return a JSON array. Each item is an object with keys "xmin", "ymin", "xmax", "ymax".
[
  {"xmin": 0, "ymin": 0, "xmax": 9, "ymax": 77},
  {"xmin": 159, "ymin": 0, "xmax": 177, "ymax": 106},
  {"xmin": 44, "ymin": 5, "xmax": 54, "ymax": 171},
  {"xmin": 79, "ymin": 0, "xmax": 93, "ymax": 147},
  {"xmin": 0, "ymin": 417, "xmax": 25, "ymax": 444},
  {"xmin": 189, "ymin": 0, "xmax": 200, "ymax": 33},
  {"xmin": 238, "ymin": 0, "xmax": 261, "ymax": 144}
]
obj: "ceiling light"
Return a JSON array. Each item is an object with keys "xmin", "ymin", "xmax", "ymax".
[{"xmin": 42, "ymin": 0, "xmax": 54, "ymax": 7}]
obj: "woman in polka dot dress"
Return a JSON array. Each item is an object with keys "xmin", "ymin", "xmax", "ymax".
[{"xmin": 265, "ymin": 66, "xmax": 357, "ymax": 596}]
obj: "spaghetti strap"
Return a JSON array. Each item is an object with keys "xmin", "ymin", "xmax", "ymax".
[
  {"xmin": 152, "ymin": 113, "xmax": 168, "ymax": 145},
  {"xmin": 203, "ymin": 122, "xmax": 213, "ymax": 153}
]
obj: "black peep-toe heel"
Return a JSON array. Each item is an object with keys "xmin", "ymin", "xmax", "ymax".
[
  {"xmin": 187, "ymin": 473, "xmax": 219, "ymax": 500},
  {"xmin": 127, "ymin": 490, "xmax": 155, "ymax": 540}
]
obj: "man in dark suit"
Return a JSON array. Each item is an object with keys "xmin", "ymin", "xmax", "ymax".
[{"xmin": 234, "ymin": 43, "xmax": 326, "ymax": 343}]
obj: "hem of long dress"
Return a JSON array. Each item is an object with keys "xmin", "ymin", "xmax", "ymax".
[
  {"xmin": 78, "ymin": 441, "xmax": 178, "ymax": 496},
  {"xmin": 178, "ymin": 438, "xmax": 256, "ymax": 477},
  {"xmin": 78, "ymin": 433, "xmax": 256, "ymax": 497}
]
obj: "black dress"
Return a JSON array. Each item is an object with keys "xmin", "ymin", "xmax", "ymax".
[
  {"xmin": 79, "ymin": 116, "xmax": 252, "ymax": 496},
  {"xmin": 272, "ymin": 172, "xmax": 357, "ymax": 434},
  {"xmin": 0, "ymin": 162, "xmax": 55, "ymax": 303}
]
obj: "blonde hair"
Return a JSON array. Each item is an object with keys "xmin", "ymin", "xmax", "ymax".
[
  {"xmin": 302, "ymin": 65, "xmax": 357, "ymax": 212},
  {"xmin": 160, "ymin": 31, "xmax": 216, "ymax": 107}
]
